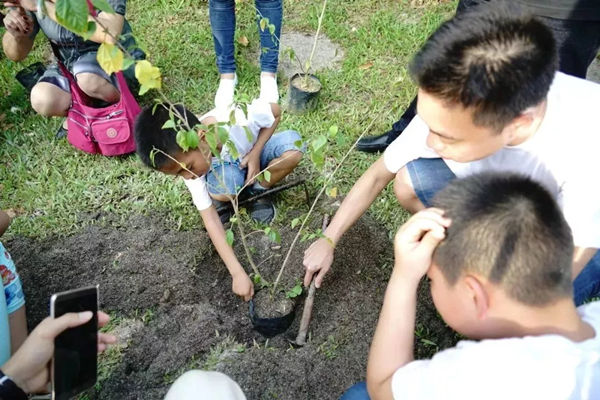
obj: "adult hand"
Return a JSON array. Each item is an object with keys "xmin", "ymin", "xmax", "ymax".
[
  {"xmin": 303, "ymin": 237, "xmax": 335, "ymax": 288},
  {"xmin": 3, "ymin": 8, "xmax": 33, "ymax": 38},
  {"xmin": 393, "ymin": 208, "xmax": 450, "ymax": 282},
  {"xmin": 240, "ymin": 152, "xmax": 261, "ymax": 186},
  {"xmin": 232, "ymin": 272, "xmax": 254, "ymax": 301},
  {"xmin": 0, "ymin": 311, "xmax": 116, "ymax": 394}
]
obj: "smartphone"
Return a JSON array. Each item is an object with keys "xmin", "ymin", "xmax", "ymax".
[{"xmin": 50, "ymin": 286, "xmax": 99, "ymax": 400}]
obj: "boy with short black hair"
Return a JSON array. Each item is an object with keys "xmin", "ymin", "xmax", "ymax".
[
  {"xmin": 134, "ymin": 100, "xmax": 303, "ymax": 301},
  {"xmin": 303, "ymin": 3, "xmax": 600, "ymax": 306},
  {"xmin": 341, "ymin": 173, "xmax": 600, "ymax": 400}
]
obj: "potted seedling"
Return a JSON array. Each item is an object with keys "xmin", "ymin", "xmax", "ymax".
[{"xmin": 286, "ymin": 0, "xmax": 327, "ymax": 113}]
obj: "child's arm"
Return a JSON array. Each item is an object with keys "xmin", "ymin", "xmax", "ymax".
[
  {"xmin": 0, "ymin": 210, "xmax": 11, "ymax": 237},
  {"xmin": 366, "ymin": 209, "xmax": 449, "ymax": 400},
  {"xmin": 200, "ymin": 205, "xmax": 254, "ymax": 301},
  {"xmin": 241, "ymin": 103, "xmax": 281, "ymax": 185}
]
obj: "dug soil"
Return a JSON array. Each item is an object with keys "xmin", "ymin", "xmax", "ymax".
[{"xmin": 9, "ymin": 212, "xmax": 458, "ymax": 400}]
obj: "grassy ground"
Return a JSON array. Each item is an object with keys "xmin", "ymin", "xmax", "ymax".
[{"xmin": 1, "ymin": 0, "xmax": 456, "ymax": 240}]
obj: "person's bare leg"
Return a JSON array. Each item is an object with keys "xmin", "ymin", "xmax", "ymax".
[
  {"xmin": 9, "ymin": 305, "xmax": 27, "ymax": 353},
  {"xmin": 30, "ymin": 82, "xmax": 71, "ymax": 117},
  {"xmin": 258, "ymin": 150, "xmax": 302, "ymax": 188},
  {"xmin": 75, "ymin": 72, "xmax": 120, "ymax": 103},
  {"xmin": 394, "ymin": 166, "xmax": 425, "ymax": 214}
]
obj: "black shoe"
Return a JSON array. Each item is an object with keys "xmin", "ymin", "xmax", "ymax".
[
  {"xmin": 55, "ymin": 124, "xmax": 67, "ymax": 140},
  {"xmin": 356, "ymin": 117, "xmax": 412, "ymax": 153},
  {"xmin": 248, "ymin": 196, "xmax": 276, "ymax": 225},
  {"xmin": 213, "ymin": 200, "xmax": 234, "ymax": 224}
]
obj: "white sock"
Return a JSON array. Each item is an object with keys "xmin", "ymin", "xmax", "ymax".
[
  {"xmin": 259, "ymin": 74, "xmax": 279, "ymax": 103},
  {"xmin": 214, "ymin": 74, "xmax": 237, "ymax": 109},
  {"xmin": 252, "ymin": 181, "xmax": 268, "ymax": 192}
]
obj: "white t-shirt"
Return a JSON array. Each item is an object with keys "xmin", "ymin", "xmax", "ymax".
[
  {"xmin": 183, "ymin": 100, "xmax": 275, "ymax": 211},
  {"xmin": 391, "ymin": 301, "xmax": 600, "ymax": 400},
  {"xmin": 383, "ymin": 72, "xmax": 600, "ymax": 249}
]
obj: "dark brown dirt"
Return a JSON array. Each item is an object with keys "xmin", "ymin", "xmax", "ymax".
[{"xmin": 8, "ymin": 212, "xmax": 457, "ymax": 400}]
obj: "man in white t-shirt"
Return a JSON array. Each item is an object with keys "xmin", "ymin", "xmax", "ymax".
[
  {"xmin": 340, "ymin": 173, "xmax": 600, "ymax": 400},
  {"xmin": 303, "ymin": 3, "xmax": 600, "ymax": 305},
  {"xmin": 134, "ymin": 101, "xmax": 303, "ymax": 301}
]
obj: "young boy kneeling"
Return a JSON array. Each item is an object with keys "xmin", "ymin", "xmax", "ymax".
[
  {"xmin": 343, "ymin": 173, "xmax": 600, "ymax": 399},
  {"xmin": 134, "ymin": 101, "xmax": 303, "ymax": 301}
]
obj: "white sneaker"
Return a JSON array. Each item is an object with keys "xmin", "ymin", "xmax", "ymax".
[{"xmin": 214, "ymin": 73, "xmax": 237, "ymax": 109}]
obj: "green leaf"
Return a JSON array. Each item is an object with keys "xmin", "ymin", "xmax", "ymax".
[
  {"xmin": 91, "ymin": 0, "xmax": 114, "ymax": 13},
  {"xmin": 225, "ymin": 229, "xmax": 234, "ymax": 246},
  {"xmin": 55, "ymin": 0, "xmax": 89, "ymax": 35},
  {"xmin": 204, "ymin": 129, "xmax": 219, "ymax": 157},
  {"xmin": 336, "ymin": 133, "xmax": 347, "ymax": 147},
  {"xmin": 268, "ymin": 24, "xmax": 276, "ymax": 35},
  {"xmin": 121, "ymin": 56, "xmax": 135, "ymax": 71},
  {"xmin": 225, "ymin": 140, "xmax": 239, "ymax": 160},
  {"xmin": 287, "ymin": 48, "xmax": 295, "ymax": 61},
  {"xmin": 252, "ymin": 274, "xmax": 262, "ymax": 285},
  {"xmin": 162, "ymin": 119, "xmax": 176, "ymax": 130},
  {"xmin": 149, "ymin": 149, "xmax": 157, "ymax": 168},
  {"xmin": 265, "ymin": 227, "xmax": 281, "ymax": 244},
  {"xmin": 263, "ymin": 170, "xmax": 271, "ymax": 182},
  {"xmin": 185, "ymin": 130, "xmax": 199, "ymax": 150},
  {"xmin": 96, "ymin": 42, "xmax": 124, "ymax": 75},
  {"xmin": 294, "ymin": 139, "xmax": 304, "ymax": 148},
  {"xmin": 311, "ymin": 135, "xmax": 327, "ymax": 151},
  {"xmin": 291, "ymin": 218, "xmax": 300, "ymax": 229},
  {"xmin": 286, "ymin": 284, "xmax": 303, "ymax": 299},
  {"xmin": 176, "ymin": 130, "xmax": 189, "ymax": 152},
  {"xmin": 229, "ymin": 109, "xmax": 237, "ymax": 126},
  {"xmin": 217, "ymin": 126, "xmax": 230, "ymax": 145},
  {"xmin": 328, "ymin": 125, "xmax": 339, "ymax": 139},
  {"xmin": 80, "ymin": 21, "xmax": 96, "ymax": 41},
  {"xmin": 244, "ymin": 126, "xmax": 254, "ymax": 143},
  {"xmin": 259, "ymin": 17, "xmax": 268, "ymax": 32}
]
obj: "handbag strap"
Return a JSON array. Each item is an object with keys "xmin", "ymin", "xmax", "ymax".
[{"xmin": 49, "ymin": 42, "xmax": 86, "ymax": 105}]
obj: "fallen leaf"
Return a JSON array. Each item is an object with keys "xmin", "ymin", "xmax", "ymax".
[
  {"xmin": 358, "ymin": 61, "xmax": 373, "ymax": 70},
  {"xmin": 238, "ymin": 36, "xmax": 249, "ymax": 47},
  {"xmin": 5, "ymin": 207, "xmax": 25, "ymax": 218}
]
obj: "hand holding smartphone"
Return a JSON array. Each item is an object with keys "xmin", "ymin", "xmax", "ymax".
[{"xmin": 50, "ymin": 286, "xmax": 99, "ymax": 400}]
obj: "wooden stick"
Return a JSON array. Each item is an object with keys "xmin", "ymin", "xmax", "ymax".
[{"xmin": 295, "ymin": 214, "xmax": 329, "ymax": 345}]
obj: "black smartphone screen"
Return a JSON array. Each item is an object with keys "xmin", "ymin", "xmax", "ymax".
[{"xmin": 52, "ymin": 286, "xmax": 98, "ymax": 400}]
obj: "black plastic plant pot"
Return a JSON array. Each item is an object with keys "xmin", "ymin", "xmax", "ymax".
[
  {"xmin": 249, "ymin": 298, "xmax": 296, "ymax": 338},
  {"xmin": 287, "ymin": 73, "xmax": 322, "ymax": 114}
]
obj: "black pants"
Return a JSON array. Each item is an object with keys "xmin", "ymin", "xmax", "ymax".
[{"xmin": 391, "ymin": 0, "xmax": 600, "ymax": 133}]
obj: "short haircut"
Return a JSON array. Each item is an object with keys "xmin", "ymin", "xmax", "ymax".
[
  {"xmin": 432, "ymin": 173, "xmax": 573, "ymax": 305},
  {"xmin": 134, "ymin": 104, "xmax": 200, "ymax": 169},
  {"xmin": 409, "ymin": 3, "xmax": 557, "ymax": 130}
]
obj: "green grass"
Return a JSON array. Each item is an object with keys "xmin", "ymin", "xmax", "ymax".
[{"xmin": 1, "ymin": 0, "xmax": 456, "ymax": 239}]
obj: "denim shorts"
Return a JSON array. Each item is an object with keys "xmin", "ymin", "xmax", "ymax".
[
  {"xmin": 206, "ymin": 129, "xmax": 303, "ymax": 195},
  {"xmin": 0, "ymin": 242, "xmax": 25, "ymax": 314},
  {"xmin": 406, "ymin": 158, "xmax": 456, "ymax": 207},
  {"xmin": 405, "ymin": 157, "xmax": 600, "ymax": 305}
]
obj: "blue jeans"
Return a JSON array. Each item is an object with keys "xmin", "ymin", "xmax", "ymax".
[
  {"xmin": 340, "ymin": 382, "xmax": 369, "ymax": 400},
  {"xmin": 206, "ymin": 130, "xmax": 302, "ymax": 195},
  {"xmin": 209, "ymin": 0, "xmax": 282, "ymax": 74},
  {"xmin": 406, "ymin": 157, "xmax": 600, "ymax": 306}
]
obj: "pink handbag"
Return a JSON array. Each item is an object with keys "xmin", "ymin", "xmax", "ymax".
[{"xmin": 58, "ymin": 63, "xmax": 140, "ymax": 156}]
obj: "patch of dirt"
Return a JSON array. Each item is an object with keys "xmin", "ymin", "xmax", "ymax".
[{"xmin": 8, "ymin": 212, "xmax": 457, "ymax": 400}]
